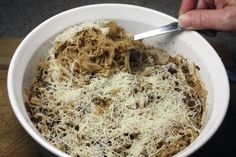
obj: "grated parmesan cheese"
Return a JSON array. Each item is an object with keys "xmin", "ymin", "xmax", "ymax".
[
  {"xmin": 26, "ymin": 20, "xmax": 207, "ymax": 157},
  {"xmin": 55, "ymin": 20, "xmax": 110, "ymax": 43}
]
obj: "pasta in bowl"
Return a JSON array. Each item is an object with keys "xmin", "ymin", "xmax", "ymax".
[{"xmin": 25, "ymin": 21, "xmax": 206, "ymax": 157}]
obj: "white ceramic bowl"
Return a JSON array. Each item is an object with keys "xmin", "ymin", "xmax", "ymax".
[{"xmin": 8, "ymin": 4, "xmax": 229, "ymax": 157}]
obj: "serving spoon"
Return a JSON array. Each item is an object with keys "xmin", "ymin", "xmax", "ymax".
[
  {"xmin": 133, "ymin": 22, "xmax": 181, "ymax": 40},
  {"xmin": 133, "ymin": 22, "xmax": 217, "ymax": 40}
]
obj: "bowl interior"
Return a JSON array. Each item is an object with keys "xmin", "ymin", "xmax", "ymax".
[{"xmin": 8, "ymin": 4, "xmax": 229, "ymax": 157}]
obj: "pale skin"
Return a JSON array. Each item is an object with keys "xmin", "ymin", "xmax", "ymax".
[{"xmin": 178, "ymin": 0, "xmax": 236, "ymax": 33}]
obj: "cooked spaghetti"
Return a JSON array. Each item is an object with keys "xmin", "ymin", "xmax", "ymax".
[{"xmin": 25, "ymin": 21, "xmax": 207, "ymax": 157}]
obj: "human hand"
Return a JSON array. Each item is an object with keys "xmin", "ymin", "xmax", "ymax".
[{"xmin": 178, "ymin": 0, "xmax": 236, "ymax": 33}]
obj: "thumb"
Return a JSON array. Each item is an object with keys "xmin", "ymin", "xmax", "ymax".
[{"xmin": 178, "ymin": 9, "xmax": 231, "ymax": 31}]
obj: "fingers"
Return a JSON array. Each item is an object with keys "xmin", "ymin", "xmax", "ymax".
[
  {"xmin": 178, "ymin": 8, "xmax": 236, "ymax": 32},
  {"xmin": 179, "ymin": 0, "xmax": 217, "ymax": 15},
  {"xmin": 197, "ymin": 0, "xmax": 208, "ymax": 9},
  {"xmin": 178, "ymin": 0, "xmax": 236, "ymax": 33},
  {"xmin": 179, "ymin": 0, "xmax": 198, "ymax": 15},
  {"xmin": 203, "ymin": 0, "xmax": 216, "ymax": 8}
]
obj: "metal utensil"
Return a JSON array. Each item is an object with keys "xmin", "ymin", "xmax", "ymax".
[{"xmin": 133, "ymin": 22, "xmax": 181, "ymax": 40}]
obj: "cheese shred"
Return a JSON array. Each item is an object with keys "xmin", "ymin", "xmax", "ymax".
[{"xmin": 25, "ymin": 21, "xmax": 207, "ymax": 157}]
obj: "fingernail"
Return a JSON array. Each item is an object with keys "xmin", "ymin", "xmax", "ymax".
[
  {"xmin": 178, "ymin": 14, "xmax": 191, "ymax": 29},
  {"xmin": 178, "ymin": 11, "xmax": 183, "ymax": 16},
  {"xmin": 178, "ymin": 10, "xmax": 185, "ymax": 16}
]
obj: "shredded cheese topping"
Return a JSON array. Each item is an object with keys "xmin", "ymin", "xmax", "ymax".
[
  {"xmin": 55, "ymin": 20, "xmax": 110, "ymax": 43},
  {"xmin": 26, "ymin": 21, "xmax": 207, "ymax": 157}
]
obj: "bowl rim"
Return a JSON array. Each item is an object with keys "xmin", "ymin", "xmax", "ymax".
[{"xmin": 7, "ymin": 3, "xmax": 230, "ymax": 157}]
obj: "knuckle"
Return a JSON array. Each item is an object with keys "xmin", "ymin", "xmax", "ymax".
[
  {"xmin": 224, "ymin": 11, "xmax": 233, "ymax": 21},
  {"xmin": 223, "ymin": 11, "xmax": 236, "ymax": 31},
  {"xmin": 189, "ymin": 12, "xmax": 206, "ymax": 28}
]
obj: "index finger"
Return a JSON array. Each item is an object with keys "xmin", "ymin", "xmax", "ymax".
[{"xmin": 179, "ymin": 0, "xmax": 198, "ymax": 15}]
